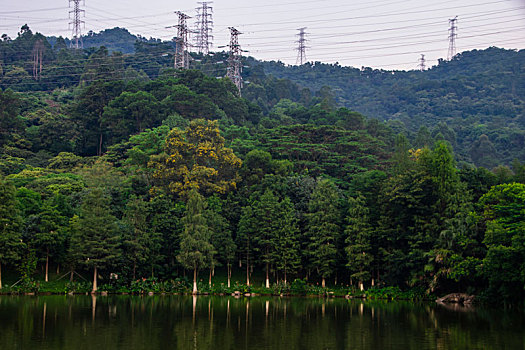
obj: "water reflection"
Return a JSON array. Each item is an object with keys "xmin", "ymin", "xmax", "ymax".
[{"xmin": 0, "ymin": 295, "xmax": 523, "ymax": 350}]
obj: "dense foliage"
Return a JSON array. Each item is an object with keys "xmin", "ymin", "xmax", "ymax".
[{"xmin": 0, "ymin": 26, "xmax": 524, "ymax": 303}]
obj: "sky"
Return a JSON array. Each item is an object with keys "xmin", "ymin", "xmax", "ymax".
[{"xmin": 1, "ymin": 0, "xmax": 525, "ymax": 70}]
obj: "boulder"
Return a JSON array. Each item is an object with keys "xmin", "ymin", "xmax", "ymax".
[{"xmin": 436, "ymin": 293, "xmax": 475, "ymax": 304}]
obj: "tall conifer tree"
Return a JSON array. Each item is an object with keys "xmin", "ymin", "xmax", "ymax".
[
  {"xmin": 345, "ymin": 195, "xmax": 373, "ymax": 290},
  {"xmin": 0, "ymin": 176, "xmax": 23, "ymax": 289},
  {"xmin": 307, "ymin": 178, "xmax": 341, "ymax": 288},
  {"xmin": 177, "ymin": 189, "xmax": 215, "ymax": 293},
  {"xmin": 70, "ymin": 188, "xmax": 120, "ymax": 292}
]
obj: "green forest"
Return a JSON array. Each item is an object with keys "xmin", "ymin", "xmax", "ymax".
[{"xmin": 0, "ymin": 26, "xmax": 524, "ymax": 304}]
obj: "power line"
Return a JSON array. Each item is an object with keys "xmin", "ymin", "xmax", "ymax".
[
  {"xmin": 0, "ymin": 7, "xmax": 66, "ymax": 14},
  {"xmin": 0, "ymin": 36, "xmax": 522, "ymax": 90}
]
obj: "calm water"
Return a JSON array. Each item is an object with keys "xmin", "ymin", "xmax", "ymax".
[{"xmin": 0, "ymin": 295, "xmax": 523, "ymax": 350}]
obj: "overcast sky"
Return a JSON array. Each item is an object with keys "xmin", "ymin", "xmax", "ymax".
[{"xmin": 1, "ymin": 0, "xmax": 524, "ymax": 70}]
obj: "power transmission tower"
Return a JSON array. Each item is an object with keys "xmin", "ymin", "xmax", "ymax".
[
  {"xmin": 195, "ymin": 2, "xmax": 213, "ymax": 55},
  {"xmin": 296, "ymin": 27, "xmax": 308, "ymax": 65},
  {"xmin": 418, "ymin": 54, "xmax": 426, "ymax": 71},
  {"xmin": 226, "ymin": 27, "xmax": 243, "ymax": 94},
  {"xmin": 69, "ymin": 0, "xmax": 85, "ymax": 49},
  {"xmin": 171, "ymin": 11, "xmax": 192, "ymax": 70},
  {"xmin": 447, "ymin": 16, "xmax": 458, "ymax": 60}
]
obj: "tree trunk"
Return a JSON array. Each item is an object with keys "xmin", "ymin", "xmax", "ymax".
[
  {"xmin": 98, "ymin": 133, "xmax": 103, "ymax": 157},
  {"xmin": 98, "ymin": 115, "xmax": 103, "ymax": 157},
  {"xmin": 284, "ymin": 268, "xmax": 287, "ymax": 285},
  {"xmin": 209, "ymin": 268, "xmax": 212, "ymax": 286},
  {"xmin": 246, "ymin": 257, "xmax": 250, "ymax": 286},
  {"xmin": 322, "ymin": 278, "xmax": 326, "ymax": 288},
  {"xmin": 0, "ymin": 262, "xmax": 2, "ymax": 289},
  {"xmin": 227, "ymin": 264, "xmax": 231, "ymax": 288},
  {"xmin": 265, "ymin": 263, "xmax": 270, "ymax": 288},
  {"xmin": 92, "ymin": 266, "xmax": 98, "ymax": 293},
  {"xmin": 45, "ymin": 248, "xmax": 49, "ymax": 282},
  {"xmin": 193, "ymin": 268, "xmax": 198, "ymax": 294},
  {"xmin": 359, "ymin": 281, "xmax": 364, "ymax": 291},
  {"xmin": 70, "ymin": 268, "xmax": 74, "ymax": 282},
  {"xmin": 56, "ymin": 264, "xmax": 60, "ymax": 275}
]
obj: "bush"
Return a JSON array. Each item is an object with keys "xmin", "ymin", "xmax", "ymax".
[
  {"xmin": 65, "ymin": 281, "xmax": 92, "ymax": 293},
  {"xmin": 290, "ymin": 279, "xmax": 307, "ymax": 295}
]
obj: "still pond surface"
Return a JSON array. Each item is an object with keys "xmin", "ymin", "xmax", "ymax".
[{"xmin": 0, "ymin": 295, "xmax": 523, "ymax": 349}]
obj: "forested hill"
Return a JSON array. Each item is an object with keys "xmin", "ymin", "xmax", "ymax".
[
  {"xmin": 0, "ymin": 25, "xmax": 524, "ymax": 168},
  {"xmin": 254, "ymin": 48, "xmax": 525, "ymax": 167}
]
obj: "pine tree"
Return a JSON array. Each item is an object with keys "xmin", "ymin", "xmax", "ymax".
[
  {"xmin": 273, "ymin": 197, "xmax": 300, "ymax": 284},
  {"xmin": 306, "ymin": 178, "xmax": 341, "ymax": 288},
  {"xmin": 0, "ymin": 176, "xmax": 23, "ymax": 289},
  {"xmin": 122, "ymin": 198, "xmax": 150, "ymax": 280},
  {"xmin": 345, "ymin": 195, "xmax": 373, "ymax": 290},
  {"xmin": 31, "ymin": 201, "xmax": 65, "ymax": 282},
  {"xmin": 177, "ymin": 189, "xmax": 215, "ymax": 293},
  {"xmin": 207, "ymin": 196, "xmax": 236, "ymax": 288},
  {"xmin": 237, "ymin": 206, "xmax": 255, "ymax": 286},
  {"xmin": 69, "ymin": 188, "xmax": 120, "ymax": 292},
  {"xmin": 252, "ymin": 189, "xmax": 280, "ymax": 288}
]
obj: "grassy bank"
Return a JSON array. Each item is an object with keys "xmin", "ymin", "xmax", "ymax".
[{"xmin": 0, "ymin": 271, "xmax": 433, "ymax": 301}]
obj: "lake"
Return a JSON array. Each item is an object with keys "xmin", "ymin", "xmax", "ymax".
[{"xmin": 0, "ymin": 295, "xmax": 523, "ymax": 349}]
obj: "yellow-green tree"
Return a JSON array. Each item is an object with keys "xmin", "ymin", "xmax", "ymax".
[{"xmin": 150, "ymin": 119, "xmax": 241, "ymax": 198}]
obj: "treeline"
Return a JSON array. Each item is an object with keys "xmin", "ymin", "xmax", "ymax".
[{"xmin": 0, "ymin": 68, "xmax": 524, "ymax": 303}]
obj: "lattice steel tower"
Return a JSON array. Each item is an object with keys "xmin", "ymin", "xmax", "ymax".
[
  {"xmin": 195, "ymin": 2, "xmax": 213, "ymax": 55},
  {"xmin": 173, "ymin": 11, "xmax": 192, "ymax": 69},
  {"xmin": 418, "ymin": 54, "xmax": 426, "ymax": 71},
  {"xmin": 448, "ymin": 16, "xmax": 458, "ymax": 60},
  {"xmin": 226, "ymin": 27, "xmax": 243, "ymax": 94},
  {"xmin": 69, "ymin": 0, "xmax": 85, "ymax": 49},
  {"xmin": 296, "ymin": 27, "xmax": 308, "ymax": 65}
]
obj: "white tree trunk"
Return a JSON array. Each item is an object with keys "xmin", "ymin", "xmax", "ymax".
[
  {"xmin": 246, "ymin": 260, "xmax": 250, "ymax": 286},
  {"xmin": 92, "ymin": 266, "xmax": 98, "ymax": 293},
  {"xmin": 193, "ymin": 268, "xmax": 198, "ymax": 294},
  {"xmin": 227, "ymin": 265, "xmax": 231, "ymax": 288},
  {"xmin": 45, "ymin": 249, "xmax": 49, "ymax": 282},
  {"xmin": 265, "ymin": 264, "xmax": 270, "ymax": 288}
]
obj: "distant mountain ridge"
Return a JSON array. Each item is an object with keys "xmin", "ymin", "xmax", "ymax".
[
  {"xmin": 46, "ymin": 27, "xmax": 168, "ymax": 54},
  {"xmin": 252, "ymin": 48, "xmax": 525, "ymax": 166}
]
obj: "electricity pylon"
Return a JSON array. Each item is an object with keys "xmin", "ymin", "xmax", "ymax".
[
  {"xmin": 195, "ymin": 2, "xmax": 213, "ymax": 55},
  {"xmin": 226, "ymin": 27, "xmax": 243, "ymax": 94},
  {"xmin": 448, "ymin": 16, "xmax": 458, "ymax": 60},
  {"xmin": 69, "ymin": 0, "xmax": 85, "ymax": 49},
  {"xmin": 296, "ymin": 27, "xmax": 308, "ymax": 65},
  {"xmin": 170, "ymin": 11, "xmax": 191, "ymax": 69},
  {"xmin": 418, "ymin": 54, "xmax": 426, "ymax": 71}
]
